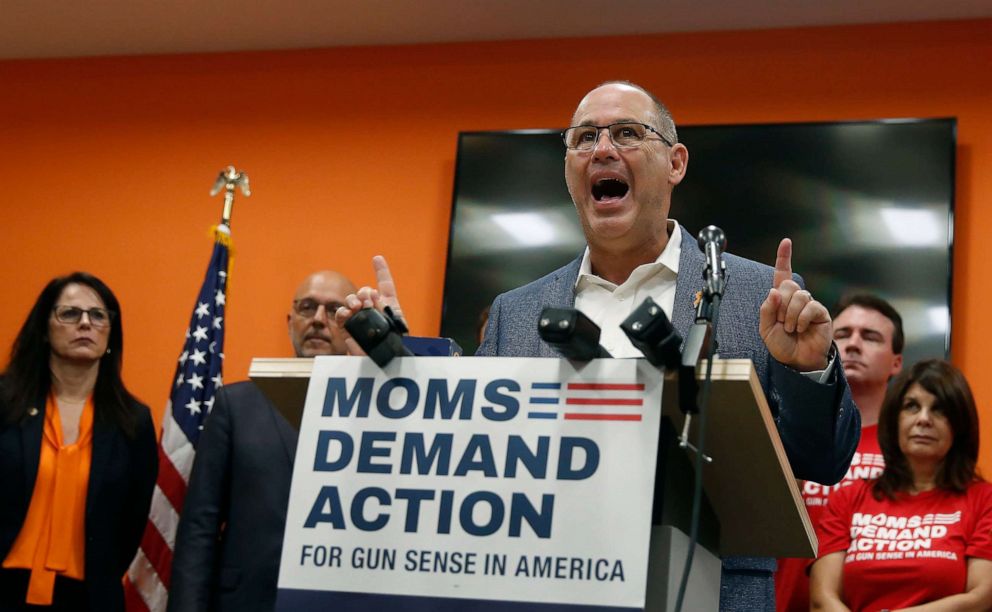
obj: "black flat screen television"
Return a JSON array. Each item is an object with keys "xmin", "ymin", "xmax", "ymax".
[{"xmin": 441, "ymin": 119, "xmax": 955, "ymax": 367}]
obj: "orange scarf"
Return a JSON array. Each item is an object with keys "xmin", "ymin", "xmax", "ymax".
[{"xmin": 2, "ymin": 395, "xmax": 94, "ymax": 604}]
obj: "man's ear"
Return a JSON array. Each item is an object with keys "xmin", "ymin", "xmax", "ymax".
[
  {"xmin": 669, "ymin": 143, "xmax": 688, "ymax": 186},
  {"xmin": 891, "ymin": 353, "xmax": 903, "ymax": 378}
]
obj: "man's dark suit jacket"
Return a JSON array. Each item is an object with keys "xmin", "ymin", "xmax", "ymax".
[
  {"xmin": 0, "ymin": 389, "xmax": 158, "ymax": 612},
  {"xmin": 168, "ymin": 381, "xmax": 297, "ymax": 612},
  {"xmin": 477, "ymin": 224, "xmax": 861, "ymax": 612}
]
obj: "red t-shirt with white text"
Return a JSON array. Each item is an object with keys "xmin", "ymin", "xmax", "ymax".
[
  {"xmin": 816, "ymin": 478, "xmax": 992, "ymax": 611},
  {"xmin": 775, "ymin": 425, "xmax": 884, "ymax": 611}
]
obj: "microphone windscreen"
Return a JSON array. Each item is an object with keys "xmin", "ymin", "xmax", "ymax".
[{"xmin": 697, "ymin": 225, "xmax": 727, "ymax": 253}]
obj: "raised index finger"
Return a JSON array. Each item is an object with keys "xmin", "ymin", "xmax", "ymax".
[
  {"xmin": 773, "ymin": 238, "xmax": 793, "ymax": 289},
  {"xmin": 373, "ymin": 255, "xmax": 397, "ymax": 301}
]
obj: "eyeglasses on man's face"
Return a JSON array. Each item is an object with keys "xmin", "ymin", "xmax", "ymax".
[
  {"xmin": 562, "ymin": 122, "xmax": 674, "ymax": 151},
  {"xmin": 292, "ymin": 298, "xmax": 344, "ymax": 319},
  {"xmin": 52, "ymin": 305, "xmax": 116, "ymax": 328}
]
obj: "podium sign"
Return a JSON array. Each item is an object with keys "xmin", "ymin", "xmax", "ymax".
[{"xmin": 275, "ymin": 356, "xmax": 663, "ymax": 611}]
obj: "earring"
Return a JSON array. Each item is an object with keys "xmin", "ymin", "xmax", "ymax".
[{"xmin": 106, "ymin": 348, "xmax": 112, "ymax": 355}]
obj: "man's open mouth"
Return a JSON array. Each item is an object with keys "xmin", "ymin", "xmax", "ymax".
[{"xmin": 592, "ymin": 178, "xmax": 629, "ymax": 201}]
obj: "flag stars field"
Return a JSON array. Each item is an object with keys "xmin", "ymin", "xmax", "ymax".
[
  {"xmin": 192, "ymin": 326, "xmax": 209, "ymax": 342},
  {"xmin": 190, "ymin": 348, "xmax": 207, "ymax": 366},
  {"xmin": 185, "ymin": 398, "xmax": 202, "ymax": 415},
  {"xmin": 187, "ymin": 372, "xmax": 204, "ymax": 391}
]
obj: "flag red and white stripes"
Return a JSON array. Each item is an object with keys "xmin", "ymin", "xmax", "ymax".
[{"xmin": 124, "ymin": 226, "xmax": 230, "ymax": 611}]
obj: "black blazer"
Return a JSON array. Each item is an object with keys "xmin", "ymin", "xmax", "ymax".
[
  {"xmin": 0, "ymin": 387, "xmax": 158, "ymax": 612},
  {"xmin": 168, "ymin": 381, "xmax": 297, "ymax": 612}
]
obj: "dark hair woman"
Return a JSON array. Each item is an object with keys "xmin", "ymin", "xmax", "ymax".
[
  {"xmin": 810, "ymin": 359, "xmax": 992, "ymax": 611},
  {"xmin": 0, "ymin": 272, "xmax": 158, "ymax": 611}
]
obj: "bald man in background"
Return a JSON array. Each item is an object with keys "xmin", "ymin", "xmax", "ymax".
[{"xmin": 169, "ymin": 270, "xmax": 356, "ymax": 612}]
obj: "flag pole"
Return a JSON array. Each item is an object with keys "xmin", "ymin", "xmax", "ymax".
[
  {"xmin": 124, "ymin": 166, "xmax": 248, "ymax": 612},
  {"xmin": 209, "ymin": 165, "xmax": 251, "ymax": 227}
]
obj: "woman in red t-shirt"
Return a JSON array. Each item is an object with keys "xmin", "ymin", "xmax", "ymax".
[{"xmin": 810, "ymin": 359, "xmax": 992, "ymax": 611}]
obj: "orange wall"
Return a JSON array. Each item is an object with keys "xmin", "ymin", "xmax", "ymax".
[{"xmin": 2, "ymin": 20, "xmax": 990, "ymax": 473}]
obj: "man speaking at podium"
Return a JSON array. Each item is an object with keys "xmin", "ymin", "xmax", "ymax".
[{"xmin": 476, "ymin": 81, "xmax": 860, "ymax": 611}]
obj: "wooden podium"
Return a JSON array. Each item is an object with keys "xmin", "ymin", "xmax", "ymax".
[
  {"xmin": 250, "ymin": 357, "xmax": 814, "ymax": 611},
  {"xmin": 645, "ymin": 359, "xmax": 815, "ymax": 610}
]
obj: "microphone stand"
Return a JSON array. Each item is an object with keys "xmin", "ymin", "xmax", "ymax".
[
  {"xmin": 677, "ymin": 225, "xmax": 726, "ymax": 457},
  {"xmin": 677, "ymin": 310, "xmax": 717, "ymax": 462},
  {"xmin": 673, "ymin": 226, "xmax": 726, "ymax": 612}
]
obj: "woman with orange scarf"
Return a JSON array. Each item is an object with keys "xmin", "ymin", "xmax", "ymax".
[{"xmin": 0, "ymin": 272, "xmax": 157, "ymax": 611}]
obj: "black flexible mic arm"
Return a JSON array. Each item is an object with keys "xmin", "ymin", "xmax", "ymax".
[{"xmin": 673, "ymin": 225, "xmax": 729, "ymax": 612}]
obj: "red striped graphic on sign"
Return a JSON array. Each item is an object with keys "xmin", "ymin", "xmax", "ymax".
[
  {"xmin": 567, "ymin": 383, "xmax": 645, "ymax": 391},
  {"xmin": 566, "ymin": 398, "xmax": 643, "ymax": 406},
  {"xmin": 564, "ymin": 414, "xmax": 643, "ymax": 421}
]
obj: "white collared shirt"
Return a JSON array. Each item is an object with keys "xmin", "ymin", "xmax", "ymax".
[
  {"xmin": 574, "ymin": 220, "xmax": 682, "ymax": 358},
  {"xmin": 574, "ymin": 219, "xmax": 834, "ymax": 380}
]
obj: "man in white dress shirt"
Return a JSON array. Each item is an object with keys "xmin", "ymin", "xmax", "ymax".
[{"xmin": 476, "ymin": 80, "xmax": 860, "ymax": 611}]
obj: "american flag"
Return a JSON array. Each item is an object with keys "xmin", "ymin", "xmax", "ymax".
[{"xmin": 124, "ymin": 224, "xmax": 231, "ymax": 611}]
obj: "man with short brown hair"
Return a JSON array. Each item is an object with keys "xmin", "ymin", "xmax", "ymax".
[{"xmin": 776, "ymin": 293, "xmax": 903, "ymax": 611}]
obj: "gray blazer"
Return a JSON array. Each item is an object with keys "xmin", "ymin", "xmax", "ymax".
[{"xmin": 477, "ymin": 225, "xmax": 860, "ymax": 611}]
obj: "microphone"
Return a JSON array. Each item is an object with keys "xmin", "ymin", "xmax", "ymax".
[
  {"xmin": 538, "ymin": 307, "xmax": 612, "ymax": 361},
  {"xmin": 697, "ymin": 225, "xmax": 727, "ymax": 301},
  {"xmin": 620, "ymin": 296, "xmax": 682, "ymax": 370},
  {"xmin": 344, "ymin": 305, "xmax": 413, "ymax": 367},
  {"xmin": 680, "ymin": 225, "xmax": 729, "ymax": 414}
]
